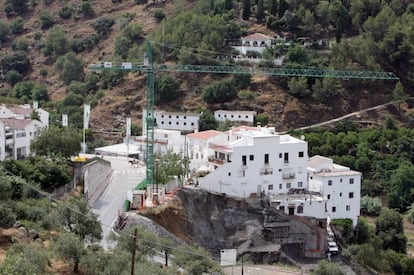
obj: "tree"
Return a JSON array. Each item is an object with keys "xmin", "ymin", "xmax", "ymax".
[
  {"xmin": 335, "ymin": 18, "xmax": 343, "ymax": 43},
  {"xmin": 312, "ymin": 260, "xmax": 346, "ymax": 275},
  {"xmin": 375, "ymin": 207, "xmax": 407, "ymax": 253},
  {"xmin": 224, "ymin": 0, "xmax": 232, "ymax": 10},
  {"xmin": 30, "ymin": 125, "xmax": 81, "ymax": 158},
  {"xmin": 155, "ymin": 75, "xmax": 181, "ymax": 104},
  {"xmin": 0, "ymin": 21, "xmax": 10, "ymax": 43},
  {"xmin": 5, "ymin": 69, "xmax": 23, "ymax": 85},
  {"xmin": 12, "ymin": 80, "xmax": 34, "ymax": 99},
  {"xmin": 10, "ymin": 16, "xmax": 24, "ymax": 34},
  {"xmin": 0, "ymin": 243, "xmax": 50, "ymax": 274},
  {"xmin": 288, "ymin": 77, "xmax": 310, "ymax": 97},
  {"xmin": 360, "ymin": 195, "xmax": 382, "ymax": 216},
  {"xmin": 32, "ymin": 84, "xmax": 49, "ymax": 102},
  {"xmin": 1, "ymin": 51, "xmax": 31, "ymax": 74},
  {"xmin": 55, "ymin": 197, "xmax": 102, "ymax": 242},
  {"xmin": 242, "ymin": 0, "xmax": 250, "ymax": 20},
  {"xmin": 202, "ymin": 79, "xmax": 237, "ymax": 103},
  {"xmin": 173, "ymin": 245, "xmax": 222, "ymax": 275},
  {"xmin": 157, "ymin": 149, "xmax": 186, "ymax": 184},
  {"xmin": 53, "ymin": 232, "xmax": 85, "ymax": 273},
  {"xmin": 269, "ymin": 0, "xmax": 277, "ymax": 16},
  {"xmin": 387, "ymin": 162, "xmax": 414, "ymax": 212},
  {"xmin": 199, "ymin": 109, "xmax": 217, "ymax": 131},
  {"xmin": 55, "ymin": 52, "xmax": 85, "ymax": 85},
  {"xmin": 256, "ymin": 0, "xmax": 265, "ymax": 22},
  {"xmin": 92, "ymin": 16, "xmax": 115, "ymax": 36},
  {"xmin": 43, "ymin": 25, "xmax": 68, "ymax": 57},
  {"xmin": 407, "ymin": 203, "xmax": 414, "ymax": 224},
  {"xmin": 6, "ymin": 0, "xmax": 29, "ymax": 14},
  {"xmin": 79, "ymin": 249, "xmax": 130, "ymax": 274},
  {"xmin": 391, "ymin": 81, "xmax": 408, "ymax": 113},
  {"xmin": 279, "ymin": 0, "xmax": 287, "ymax": 18}
]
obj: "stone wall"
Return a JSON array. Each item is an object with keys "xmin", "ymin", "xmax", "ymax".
[{"xmin": 83, "ymin": 158, "xmax": 112, "ymax": 205}]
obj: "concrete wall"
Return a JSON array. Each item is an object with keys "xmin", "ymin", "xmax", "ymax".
[{"xmin": 83, "ymin": 158, "xmax": 112, "ymax": 205}]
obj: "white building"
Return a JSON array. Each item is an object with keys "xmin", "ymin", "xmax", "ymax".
[
  {"xmin": 196, "ymin": 126, "xmax": 308, "ymax": 197},
  {"xmin": 0, "ymin": 104, "xmax": 49, "ymax": 161},
  {"xmin": 232, "ymin": 33, "xmax": 273, "ymax": 55},
  {"xmin": 0, "ymin": 118, "xmax": 44, "ymax": 160},
  {"xmin": 154, "ymin": 110, "xmax": 199, "ymax": 132},
  {"xmin": 308, "ymin": 156, "xmax": 361, "ymax": 227},
  {"xmin": 188, "ymin": 127, "xmax": 361, "ymax": 227},
  {"xmin": 134, "ymin": 129, "xmax": 184, "ymax": 158},
  {"xmin": 214, "ymin": 110, "xmax": 257, "ymax": 125}
]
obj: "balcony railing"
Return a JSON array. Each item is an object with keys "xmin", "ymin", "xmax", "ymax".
[
  {"xmin": 260, "ymin": 168, "xmax": 273, "ymax": 175},
  {"xmin": 282, "ymin": 173, "xmax": 295, "ymax": 179}
]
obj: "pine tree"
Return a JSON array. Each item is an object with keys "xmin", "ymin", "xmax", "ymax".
[
  {"xmin": 256, "ymin": 0, "xmax": 265, "ymax": 22},
  {"xmin": 242, "ymin": 0, "xmax": 251, "ymax": 20},
  {"xmin": 270, "ymin": 0, "xmax": 277, "ymax": 16},
  {"xmin": 279, "ymin": 0, "xmax": 287, "ymax": 18},
  {"xmin": 335, "ymin": 18, "xmax": 342, "ymax": 43}
]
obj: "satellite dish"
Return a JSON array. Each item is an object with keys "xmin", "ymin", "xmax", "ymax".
[{"xmin": 300, "ymin": 135, "xmax": 305, "ymax": 140}]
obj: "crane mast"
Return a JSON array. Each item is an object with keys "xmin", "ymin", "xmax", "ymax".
[{"xmin": 88, "ymin": 41, "xmax": 399, "ymax": 189}]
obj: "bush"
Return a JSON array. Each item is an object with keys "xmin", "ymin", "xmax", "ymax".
[
  {"xmin": 202, "ymin": 79, "xmax": 237, "ymax": 104},
  {"xmin": 10, "ymin": 16, "xmax": 24, "ymax": 34},
  {"xmin": 0, "ymin": 21, "xmax": 10, "ymax": 43},
  {"xmin": 12, "ymin": 80, "xmax": 34, "ymax": 99},
  {"xmin": 40, "ymin": 12, "xmax": 55, "ymax": 29},
  {"xmin": 233, "ymin": 74, "xmax": 251, "ymax": 89},
  {"xmin": 135, "ymin": 0, "xmax": 148, "ymax": 4},
  {"xmin": 39, "ymin": 68, "xmax": 48, "ymax": 77},
  {"xmin": 238, "ymin": 90, "xmax": 256, "ymax": 100},
  {"xmin": 92, "ymin": 16, "xmax": 115, "ymax": 36},
  {"xmin": 5, "ymin": 69, "xmax": 23, "ymax": 85},
  {"xmin": 1, "ymin": 51, "xmax": 31, "ymax": 73},
  {"xmin": 78, "ymin": 1, "xmax": 93, "ymax": 16},
  {"xmin": 59, "ymin": 4, "xmax": 73, "ymax": 19},
  {"xmin": 43, "ymin": 25, "xmax": 68, "ymax": 57},
  {"xmin": 0, "ymin": 204, "xmax": 16, "ymax": 228},
  {"xmin": 55, "ymin": 52, "xmax": 85, "ymax": 85},
  {"xmin": 361, "ymin": 196, "xmax": 382, "ymax": 216},
  {"xmin": 153, "ymin": 9, "xmax": 166, "ymax": 21},
  {"xmin": 11, "ymin": 37, "xmax": 29, "ymax": 51},
  {"xmin": 154, "ymin": 75, "xmax": 181, "ymax": 104}
]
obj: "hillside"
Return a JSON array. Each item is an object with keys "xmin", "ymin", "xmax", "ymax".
[{"xmin": 1, "ymin": 0, "xmax": 414, "ymax": 143}]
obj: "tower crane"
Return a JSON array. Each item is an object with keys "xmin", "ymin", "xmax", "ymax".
[{"xmin": 88, "ymin": 41, "xmax": 399, "ymax": 189}]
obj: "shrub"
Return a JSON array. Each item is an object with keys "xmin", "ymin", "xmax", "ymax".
[
  {"xmin": 92, "ymin": 16, "xmax": 115, "ymax": 36},
  {"xmin": 33, "ymin": 31, "xmax": 42, "ymax": 41},
  {"xmin": 12, "ymin": 81, "xmax": 34, "ymax": 99},
  {"xmin": 59, "ymin": 4, "xmax": 73, "ymax": 19},
  {"xmin": 78, "ymin": 1, "xmax": 93, "ymax": 16},
  {"xmin": 154, "ymin": 75, "xmax": 181, "ymax": 104},
  {"xmin": 1, "ymin": 51, "xmax": 31, "ymax": 73},
  {"xmin": 238, "ymin": 90, "xmax": 256, "ymax": 100},
  {"xmin": 202, "ymin": 79, "xmax": 237, "ymax": 104},
  {"xmin": 0, "ymin": 204, "xmax": 16, "ymax": 228},
  {"xmin": 10, "ymin": 16, "xmax": 24, "ymax": 34},
  {"xmin": 43, "ymin": 25, "xmax": 68, "ymax": 57},
  {"xmin": 153, "ymin": 9, "xmax": 166, "ymax": 21},
  {"xmin": 233, "ymin": 73, "xmax": 251, "ymax": 89},
  {"xmin": 361, "ymin": 196, "xmax": 382, "ymax": 216},
  {"xmin": 11, "ymin": 37, "xmax": 29, "ymax": 52},
  {"xmin": 55, "ymin": 52, "xmax": 85, "ymax": 85},
  {"xmin": 5, "ymin": 70, "xmax": 23, "ymax": 85},
  {"xmin": 40, "ymin": 12, "xmax": 55, "ymax": 29},
  {"xmin": 0, "ymin": 21, "xmax": 10, "ymax": 43},
  {"xmin": 135, "ymin": 0, "xmax": 148, "ymax": 4}
]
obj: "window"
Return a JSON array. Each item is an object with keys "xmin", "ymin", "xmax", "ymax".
[
  {"xmin": 161, "ymin": 121, "xmax": 164, "ymax": 124},
  {"xmin": 231, "ymin": 115, "xmax": 234, "ymax": 118},
  {"xmin": 327, "ymin": 194, "xmax": 330, "ymax": 199},
  {"xmin": 339, "ymin": 193, "xmax": 342, "ymax": 197},
  {"xmin": 328, "ymin": 180, "xmax": 332, "ymax": 186},
  {"xmin": 238, "ymin": 115, "xmax": 241, "ymax": 118},
  {"xmin": 279, "ymin": 184, "xmax": 282, "ymax": 189},
  {"xmin": 264, "ymin": 153, "xmax": 269, "ymax": 164},
  {"xmin": 332, "ymin": 207, "xmax": 336, "ymax": 212},
  {"xmin": 249, "ymin": 155, "xmax": 254, "ymax": 161},
  {"xmin": 346, "ymin": 205, "xmax": 350, "ymax": 211},
  {"xmin": 298, "ymin": 182, "xmax": 303, "ymax": 188},
  {"xmin": 161, "ymin": 115, "xmax": 164, "ymax": 118},
  {"xmin": 280, "ymin": 206, "xmax": 285, "ymax": 211},
  {"xmin": 191, "ymin": 122, "xmax": 194, "ymax": 126},
  {"xmin": 349, "ymin": 192, "xmax": 354, "ymax": 198},
  {"xmin": 176, "ymin": 122, "xmax": 179, "ymax": 125},
  {"xmin": 242, "ymin": 155, "xmax": 247, "ymax": 166},
  {"xmin": 184, "ymin": 122, "xmax": 187, "ymax": 125},
  {"xmin": 184, "ymin": 116, "xmax": 186, "ymax": 119},
  {"xmin": 297, "ymin": 205, "xmax": 304, "ymax": 214},
  {"xmin": 268, "ymin": 185, "xmax": 273, "ymax": 190},
  {"xmin": 169, "ymin": 115, "xmax": 171, "ymax": 118},
  {"xmin": 169, "ymin": 122, "xmax": 172, "ymax": 125},
  {"xmin": 340, "ymin": 178, "xmax": 343, "ymax": 182},
  {"xmin": 350, "ymin": 178, "xmax": 354, "ymax": 184},
  {"xmin": 284, "ymin": 153, "xmax": 289, "ymax": 163},
  {"xmin": 176, "ymin": 116, "xmax": 179, "ymax": 118},
  {"xmin": 299, "ymin": 151, "xmax": 304, "ymax": 158},
  {"xmin": 286, "ymin": 182, "xmax": 291, "ymax": 188},
  {"xmin": 279, "ymin": 153, "xmax": 282, "ymax": 158},
  {"xmin": 228, "ymin": 172, "xmax": 231, "ymax": 176}
]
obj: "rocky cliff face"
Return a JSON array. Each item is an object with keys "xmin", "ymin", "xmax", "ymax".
[{"xmin": 144, "ymin": 187, "xmax": 326, "ymax": 263}]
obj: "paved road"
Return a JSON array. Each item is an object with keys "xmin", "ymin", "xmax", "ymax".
[{"xmin": 88, "ymin": 155, "xmax": 146, "ymax": 249}]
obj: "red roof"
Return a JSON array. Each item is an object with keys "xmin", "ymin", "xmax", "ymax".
[
  {"xmin": 187, "ymin": 130, "xmax": 222, "ymax": 140},
  {"xmin": 242, "ymin": 33, "xmax": 271, "ymax": 41},
  {"xmin": 1, "ymin": 118, "xmax": 32, "ymax": 129},
  {"xmin": 8, "ymin": 106, "xmax": 32, "ymax": 117}
]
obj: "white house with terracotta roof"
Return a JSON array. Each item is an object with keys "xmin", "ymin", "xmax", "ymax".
[
  {"xmin": 0, "ymin": 103, "xmax": 49, "ymax": 160},
  {"xmin": 134, "ymin": 129, "xmax": 184, "ymax": 158},
  {"xmin": 308, "ymin": 155, "xmax": 361, "ymax": 226},
  {"xmin": 187, "ymin": 127, "xmax": 361, "ymax": 227},
  {"xmin": 214, "ymin": 110, "xmax": 256, "ymax": 125},
  {"xmin": 233, "ymin": 33, "xmax": 273, "ymax": 55}
]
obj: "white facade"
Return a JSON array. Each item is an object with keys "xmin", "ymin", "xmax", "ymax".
[
  {"xmin": 232, "ymin": 33, "xmax": 273, "ymax": 55},
  {"xmin": 134, "ymin": 129, "xmax": 184, "ymax": 158},
  {"xmin": 196, "ymin": 126, "xmax": 308, "ymax": 198},
  {"xmin": 155, "ymin": 110, "xmax": 199, "ymax": 132},
  {"xmin": 308, "ymin": 156, "xmax": 361, "ymax": 227},
  {"xmin": 187, "ymin": 127, "xmax": 361, "ymax": 227},
  {"xmin": 214, "ymin": 110, "xmax": 257, "ymax": 125},
  {"xmin": 0, "ymin": 119, "xmax": 44, "ymax": 160},
  {"xmin": 0, "ymin": 104, "xmax": 49, "ymax": 127}
]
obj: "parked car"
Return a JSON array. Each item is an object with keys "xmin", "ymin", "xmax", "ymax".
[{"xmin": 327, "ymin": 241, "xmax": 339, "ymax": 255}]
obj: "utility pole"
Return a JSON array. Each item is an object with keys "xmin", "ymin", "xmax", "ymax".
[{"xmin": 131, "ymin": 228, "xmax": 138, "ymax": 275}]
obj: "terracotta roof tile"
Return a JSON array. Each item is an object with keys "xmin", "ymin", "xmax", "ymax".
[{"xmin": 187, "ymin": 130, "xmax": 222, "ymax": 140}]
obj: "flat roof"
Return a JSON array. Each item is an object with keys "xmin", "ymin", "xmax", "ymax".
[{"xmin": 95, "ymin": 143, "xmax": 141, "ymax": 156}]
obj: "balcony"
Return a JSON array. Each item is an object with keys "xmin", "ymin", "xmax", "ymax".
[
  {"xmin": 260, "ymin": 168, "xmax": 273, "ymax": 175},
  {"xmin": 282, "ymin": 173, "xmax": 295, "ymax": 179},
  {"xmin": 208, "ymin": 157, "xmax": 225, "ymax": 166}
]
